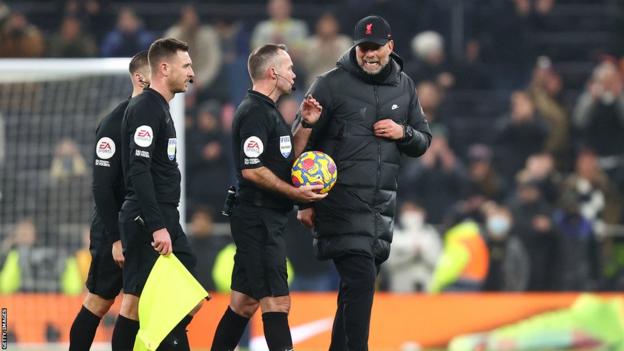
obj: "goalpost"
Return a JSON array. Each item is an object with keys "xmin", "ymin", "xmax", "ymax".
[{"xmin": 0, "ymin": 58, "xmax": 185, "ymax": 346}]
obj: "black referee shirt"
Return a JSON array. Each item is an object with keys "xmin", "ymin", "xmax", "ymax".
[
  {"xmin": 92, "ymin": 98, "xmax": 129, "ymax": 242},
  {"xmin": 121, "ymin": 88, "xmax": 181, "ymax": 233},
  {"xmin": 232, "ymin": 90, "xmax": 295, "ymax": 211}
]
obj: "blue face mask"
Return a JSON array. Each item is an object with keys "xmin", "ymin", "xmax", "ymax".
[{"xmin": 487, "ymin": 216, "xmax": 510, "ymax": 237}]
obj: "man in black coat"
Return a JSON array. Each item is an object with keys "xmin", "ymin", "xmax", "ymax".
[{"xmin": 293, "ymin": 15, "xmax": 432, "ymax": 351}]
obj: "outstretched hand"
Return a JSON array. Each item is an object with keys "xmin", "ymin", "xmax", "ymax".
[{"xmin": 300, "ymin": 95, "xmax": 323, "ymax": 126}]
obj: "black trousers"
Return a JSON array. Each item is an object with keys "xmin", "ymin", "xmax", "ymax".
[{"xmin": 329, "ymin": 254, "xmax": 378, "ymax": 351}]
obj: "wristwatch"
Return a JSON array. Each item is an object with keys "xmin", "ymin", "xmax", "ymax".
[
  {"xmin": 301, "ymin": 120, "xmax": 314, "ymax": 128},
  {"xmin": 401, "ymin": 125, "xmax": 414, "ymax": 141}
]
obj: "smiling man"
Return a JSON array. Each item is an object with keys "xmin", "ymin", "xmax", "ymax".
[{"xmin": 292, "ymin": 15, "xmax": 432, "ymax": 351}]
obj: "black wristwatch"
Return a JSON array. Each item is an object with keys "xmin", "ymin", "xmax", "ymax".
[
  {"xmin": 401, "ymin": 125, "xmax": 414, "ymax": 141},
  {"xmin": 301, "ymin": 120, "xmax": 314, "ymax": 128}
]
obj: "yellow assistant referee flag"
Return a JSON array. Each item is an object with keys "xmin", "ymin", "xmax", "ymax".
[{"xmin": 134, "ymin": 254, "xmax": 208, "ymax": 351}]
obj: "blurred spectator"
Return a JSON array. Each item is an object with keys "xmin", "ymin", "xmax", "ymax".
[
  {"xmin": 465, "ymin": 144, "xmax": 505, "ymax": 202},
  {"xmin": 383, "ymin": 202, "xmax": 441, "ymax": 292},
  {"xmin": 48, "ymin": 16, "xmax": 97, "ymax": 57},
  {"xmin": 0, "ymin": 11, "xmax": 44, "ymax": 57},
  {"xmin": 165, "ymin": 5, "xmax": 222, "ymax": 94},
  {"xmin": 50, "ymin": 138, "xmax": 87, "ymax": 181},
  {"xmin": 301, "ymin": 12, "xmax": 352, "ymax": 87},
  {"xmin": 60, "ymin": 226, "xmax": 91, "ymax": 295},
  {"xmin": 494, "ymin": 90, "xmax": 548, "ymax": 182},
  {"xmin": 214, "ymin": 17, "xmax": 251, "ymax": 104},
  {"xmin": 482, "ymin": 203, "xmax": 530, "ymax": 291},
  {"xmin": 399, "ymin": 127, "xmax": 467, "ymax": 224},
  {"xmin": 100, "ymin": 7, "xmax": 154, "ymax": 57},
  {"xmin": 188, "ymin": 207, "xmax": 231, "ymax": 291},
  {"xmin": 552, "ymin": 191, "xmax": 595, "ymax": 290},
  {"xmin": 562, "ymin": 149, "xmax": 622, "ymax": 234},
  {"xmin": 0, "ymin": 218, "xmax": 65, "ymax": 293},
  {"xmin": 573, "ymin": 61, "xmax": 624, "ymax": 158},
  {"xmin": 508, "ymin": 177, "xmax": 558, "ymax": 291},
  {"xmin": 528, "ymin": 56, "xmax": 570, "ymax": 158},
  {"xmin": 451, "ymin": 39, "xmax": 492, "ymax": 90},
  {"xmin": 406, "ymin": 31, "xmax": 455, "ymax": 90},
  {"xmin": 278, "ymin": 95, "xmax": 299, "ymax": 125},
  {"xmin": 516, "ymin": 152, "xmax": 562, "ymax": 205},
  {"xmin": 250, "ymin": 0, "xmax": 308, "ymax": 61},
  {"xmin": 186, "ymin": 101, "xmax": 231, "ymax": 218},
  {"xmin": 63, "ymin": 0, "xmax": 111, "ymax": 44},
  {"xmin": 429, "ymin": 219, "xmax": 489, "ymax": 293}
]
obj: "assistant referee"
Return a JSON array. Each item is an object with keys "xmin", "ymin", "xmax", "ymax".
[{"xmin": 210, "ymin": 44, "xmax": 325, "ymax": 351}]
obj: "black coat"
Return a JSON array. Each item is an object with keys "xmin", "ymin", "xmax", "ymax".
[{"xmin": 302, "ymin": 48, "xmax": 432, "ymax": 263}]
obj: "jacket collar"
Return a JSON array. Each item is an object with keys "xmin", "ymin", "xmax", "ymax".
[{"xmin": 336, "ymin": 46, "xmax": 404, "ymax": 86}]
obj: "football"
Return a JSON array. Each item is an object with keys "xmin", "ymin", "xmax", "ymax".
[{"xmin": 291, "ymin": 151, "xmax": 338, "ymax": 194}]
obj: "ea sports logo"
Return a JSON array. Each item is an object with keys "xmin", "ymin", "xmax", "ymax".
[
  {"xmin": 243, "ymin": 136, "xmax": 264, "ymax": 158},
  {"xmin": 134, "ymin": 125, "xmax": 154, "ymax": 147},
  {"xmin": 95, "ymin": 137, "xmax": 115, "ymax": 160}
]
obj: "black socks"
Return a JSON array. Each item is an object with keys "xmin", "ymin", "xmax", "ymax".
[
  {"xmin": 210, "ymin": 307, "xmax": 250, "ymax": 351},
  {"xmin": 69, "ymin": 306, "xmax": 101, "ymax": 351},
  {"xmin": 262, "ymin": 312, "xmax": 293, "ymax": 351},
  {"xmin": 111, "ymin": 314, "xmax": 139, "ymax": 351}
]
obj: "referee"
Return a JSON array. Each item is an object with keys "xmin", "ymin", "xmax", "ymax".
[
  {"xmin": 210, "ymin": 44, "xmax": 326, "ymax": 351},
  {"xmin": 111, "ymin": 38, "xmax": 202, "ymax": 351},
  {"xmin": 68, "ymin": 51, "xmax": 150, "ymax": 351}
]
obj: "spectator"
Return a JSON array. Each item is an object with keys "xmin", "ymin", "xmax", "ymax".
[
  {"xmin": 48, "ymin": 16, "xmax": 97, "ymax": 57},
  {"xmin": 516, "ymin": 152, "xmax": 562, "ymax": 205},
  {"xmin": 50, "ymin": 138, "xmax": 87, "ymax": 181},
  {"xmin": 383, "ymin": 201, "xmax": 441, "ymax": 292},
  {"xmin": 400, "ymin": 126, "xmax": 467, "ymax": 224},
  {"xmin": 416, "ymin": 80, "xmax": 446, "ymax": 127},
  {"xmin": 188, "ymin": 207, "xmax": 232, "ymax": 291},
  {"xmin": 573, "ymin": 61, "xmax": 624, "ymax": 158},
  {"xmin": 451, "ymin": 39, "xmax": 492, "ymax": 90},
  {"xmin": 482, "ymin": 203, "xmax": 530, "ymax": 292},
  {"xmin": 509, "ymin": 177, "xmax": 557, "ymax": 291},
  {"xmin": 465, "ymin": 144, "xmax": 506, "ymax": 202},
  {"xmin": 406, "ymin": 31, "xmax": 455, "ymax": 89},
  {"xmin": 165, "ymin": 5, "xmax": 222, "ymax": 94},
  {"xmin": 278, "ymin": 95, "xmax": 299, "ymax": 125},
  {"xmin": 186, "ymin": 101, "xmax": 230, "ymax": 218},
  {"xmin": 0, "ymin": 11, "xmax": 44, "ymax": 57},
  {"xmin": 63, "ymin": 0, "xmax": 111, "ymax": 44},
  {"xmin": 494, "ymin": 90, "xmax": 548, "ymax": 182},
  {"xmin": 250, "ymin": 0, "xmax": 308, "ymax": 62},
  {"xmin": 528, "ymin": 56, "xmax": 570, "ymax": 158},
  {"xmin": 301, "ymin": 12, "xmax": 352, "ymax": 88},
  {"xmin": 100, "ymin": 7, "xmax": 154, "ymax": 57},
  {"xmin": 214, "ymin": 17, "xmax": 251, "ymax": 104}
]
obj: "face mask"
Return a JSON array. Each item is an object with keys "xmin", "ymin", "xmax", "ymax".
[
  {"xmin": 487, "ymin": 216, "xmax": 510, "ymax": 238},
  {"xmin": 400, "ymin": 212, "xmax": 424, "ymax": 229}
]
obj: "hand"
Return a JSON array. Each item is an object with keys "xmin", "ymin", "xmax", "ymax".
[
  {"xmin": 300, "ymin": 95, "xmax": 323, "ymax": 126},
  {"xmin": 292, "ymin": 184, "xmax": 328, "ymax": 203},
  {"xmin": 297, "ymin": 208, "xmax": 316, "ymax": 229},
  {"xmin": 112, "ymin": 240, "xmax": 125, "ymax": 267},
  {"xmin": 152, "ymin": 228, "xmax": 172, "ymax": 255},
  {"xmin": 373, "ymin": 119, "xmax": 404, "ymax": 140}
]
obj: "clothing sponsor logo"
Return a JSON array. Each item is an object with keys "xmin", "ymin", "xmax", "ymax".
[
  {"xmin": 167, "ymin": 138, "xmax": 177, "ymax": 161},
  {"xmin": 244, "ymin": 158, "xmax": 260, "ymax": 165},
  {"xmin": 95, "ymin": 159, "xmax": 110, "ymax": 167},
  {"xmin": 243, "ymin": 136, "xmax": 263, "ymax": 157},
  {"xmin": 366, "ymin": 23, "xmax": 373, "ymax": 35},
  {"xmin": 95, "ymin": 137, "xmax": 115, "ymax": 160},
  {"xmin": 135, "ymin": 150, "xmax": 150, "ymax": 158},
  {"xmin": 134, "ymin": 125, "xmax": 153, "ymax": 147},
  {"xmin": 280, "ymin": 135, "xmax": 292, "ymax": 158},
  {"xmin": 391, "ymin": 104, "xmax": 399, "ymax": 110}
]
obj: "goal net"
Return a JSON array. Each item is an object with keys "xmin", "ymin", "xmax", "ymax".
[{"xmin": 0, "ymin": 58, "xmax": 185, "ymax": 346}]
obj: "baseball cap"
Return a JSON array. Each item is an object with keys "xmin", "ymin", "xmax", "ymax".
[{"xmin": 353, "ymin": 15, "xmax": 392, "ymax": 46}]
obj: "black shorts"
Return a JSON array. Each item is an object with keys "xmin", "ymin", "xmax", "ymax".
[
  {"xmin": 85, "ymin": 215, "xmax": 123, "ymax": 300},
  {"xmin": 119, "ymin": 202, "xmax": 197, "ymax": 296},
  {"xmin": 230, "ymin": 203, "xmax": 290, "ymax": 300}
]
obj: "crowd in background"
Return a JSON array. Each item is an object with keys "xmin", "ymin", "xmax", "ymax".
[{"xmin": 1, "ymin": 0, "xmax": 624, "ymax": 301}]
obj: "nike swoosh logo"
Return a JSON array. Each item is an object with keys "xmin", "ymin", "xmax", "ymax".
[{"xmin": 249, "ymin": 317, "xmax": 334, "ymax": 350}]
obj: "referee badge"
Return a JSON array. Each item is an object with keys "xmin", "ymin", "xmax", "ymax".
[
  {"xmin": 167, "ymin": 138, "xmax": 177, "ymax": 160},
  {"xmin": 280, "ymin": 136, "xmax": 292, "ymax": 158}
]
